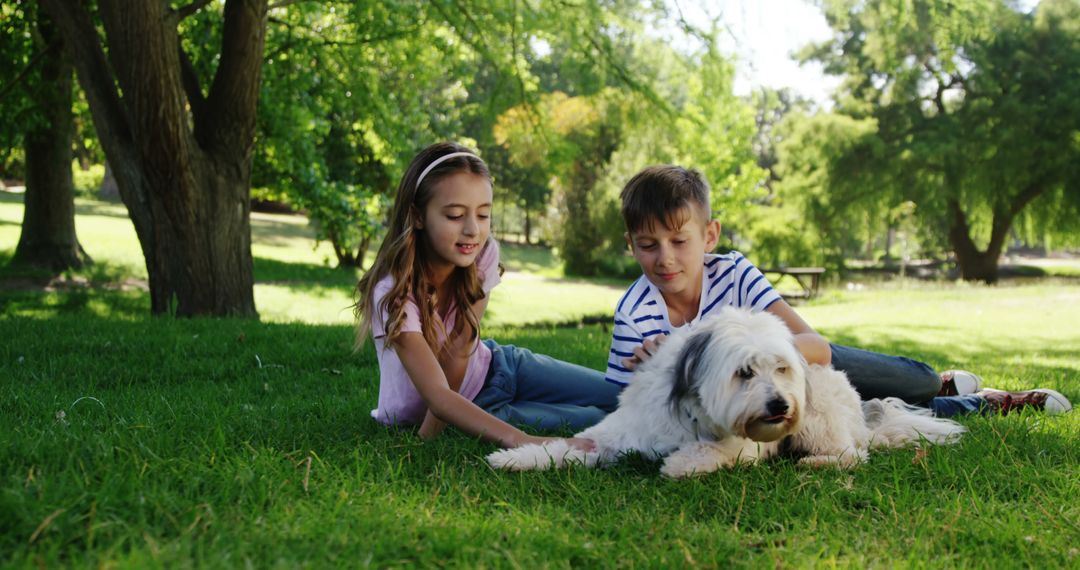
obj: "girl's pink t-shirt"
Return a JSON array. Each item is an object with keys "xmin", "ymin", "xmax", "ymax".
[{"xmin": 369, "ymin": 239, "xmax": 502, "ymax": 425}]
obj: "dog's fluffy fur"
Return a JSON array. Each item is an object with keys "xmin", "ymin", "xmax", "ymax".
[{"xmin": 487, "ymin": 307, "xmax": 965, "ymax": 477}]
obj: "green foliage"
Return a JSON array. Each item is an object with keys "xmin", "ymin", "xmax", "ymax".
[
  {"xmin": 551, "ymin": 92, "xmax": 624, "ymax": 276},
  {"xmin": 248, "ymin": 2, "xmax": 446, "ymax": 267},
  {"xmin": 71, "ymin": 162, "xmax": 104, "ymax": 198},
  {"xmin": 232, "ymin": 1, "xmax": 678, "ymax": 269},
  {"xmin": 0, "ymin": 3, "xmax": 97, "ymax": 182},
  {"xmin": 792, "ymin": 0, "xmax": 1080, "ymax": 279},
  {"xmin": 774, "ymin": 111, "xmax": 887, "ymax": 269},
  {"xmin": 495, "ymin": 28, "xmax": 767, "ymax": 277},
  {"xmin": 0, "ymin": 1, "xmax": 40, "ymax": 171},
  {"xmin": 740, "ymin": 202, "xmax": 824, "ymax": 269},
  {"xmin": 670, "ymin": 38, "xmax": 768, "ymax": 232}
]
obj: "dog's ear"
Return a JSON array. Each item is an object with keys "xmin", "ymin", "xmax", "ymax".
[
  {"xmin": 798, "ymin": 359, "xmax": 823, "ymax": 414},
  {"xmin": 669, "ymin": 330, "xmax": 713, "ymax": 410}
]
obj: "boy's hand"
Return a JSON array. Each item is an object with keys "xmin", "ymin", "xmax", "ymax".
[{"xmin": 621, "ymin": 334, "xmax": 668, "ymax": 371}]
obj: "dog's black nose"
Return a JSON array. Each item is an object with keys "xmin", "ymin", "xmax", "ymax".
[{"xmin": 766, "ymin": 398, "xmax": 790, "ymax": 417}]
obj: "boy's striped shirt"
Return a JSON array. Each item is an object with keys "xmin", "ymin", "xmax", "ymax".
[{"xmin": 605, "ymin": 251, "xmax": 782, "ymax": 386}]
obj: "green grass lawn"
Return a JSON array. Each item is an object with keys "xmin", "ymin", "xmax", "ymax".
[{"xmin": 2, "ymin": 194, "xmax": 1079, "ymax": 567}]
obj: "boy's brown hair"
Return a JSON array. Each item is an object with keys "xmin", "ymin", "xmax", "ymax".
[{"xmin": 619, "ymin": 165, "xmax": 711, "ymax": 233}]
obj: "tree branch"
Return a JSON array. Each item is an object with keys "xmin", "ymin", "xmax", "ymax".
[
  {"xmin": 38, "ymin": 0, "xmax": 134, "ymax": 157},
  {"xmin": 430, "ymin": 1, "xmax": 500, "ymax": 68},
  {"xmin": 38, "ymin": 0, "xmax": 155, "ymax": 262},
  {"xmin": 172, "ymin": 0, "xmax": 213, "ymax": 22},
  {"xmin": 1009, "ymin": 182, "xmax": 1046, "ymax": 218},
  {"xmin": 201, "ymin": 0, "xmax": 269, "ymax": 156},
  {"xmin": 266, "ymin": 15, "xmax": 421, "ymax": 52},
  {"xmin": 268, "ymin": 0, "xmax": 309, "ymax": 9},
  {"xmin": 0, "ymin": 41, "xmax": 56, "ymax": 102},
  {"xmin": 585, "ymin": 32, "xmax": 674, "ymax": 117}
]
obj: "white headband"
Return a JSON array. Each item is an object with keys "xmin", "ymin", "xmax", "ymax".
[{"xmin": 415, "ymin": 152, "xmax": 479, "ymax": 189}]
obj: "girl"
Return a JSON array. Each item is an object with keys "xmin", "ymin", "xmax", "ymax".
[{"xmin": 355, "ymin": 142, "xmax": 621, "ymax": 448}]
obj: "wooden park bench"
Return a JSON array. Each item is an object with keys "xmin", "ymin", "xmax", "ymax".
[{"xmin": 759, "ymin": 266, "xmax": 825, "ymax": 300}]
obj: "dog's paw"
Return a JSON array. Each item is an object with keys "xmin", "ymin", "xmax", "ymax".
[
  {"xmin": 659, "ymin": 456, "xmax": 704, "ymax": 479},
  {"xmin": 659, "ymin": 442, "xmax": 731, "ymax": 478},
  {"xmin": 486, "ymin": 440, "xmax": 578, "ymax": 471},
  {"xmin": 798, "ymin": 450, "xmax": 866, "ymax": 469},
  {"xmin": 487, "ymin": 447, "xmax": 539, "ymax": 471}
]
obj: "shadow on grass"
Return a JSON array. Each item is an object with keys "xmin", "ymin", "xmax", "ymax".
[
  {"xmin": 823, "ymin": 327, "xmax": 962, "ymax": 368},
  {"xmin": 1, "ymin": 191, "xmax": 134, "ymax": 219},
  {"xmin": 0, "ymin": 248, "xmax": 145, "ymax": 302},
  {"xmin": 0, "ymin": 289, "xmax": 149, "ymax": 319},
  {"xmin": 250, "ymin": 214, "xmax": 323, "ymax": 247},
  {"xmin": 4, "ymin": 191, "xmax": 327, "ymax": 249},
  {"xmin": 0, "ymin": 248, "xmax": 353, "ymax": 295},
  {"xmin": 253, "ymin": 256, "xmax": 358, "ymax": 288}
]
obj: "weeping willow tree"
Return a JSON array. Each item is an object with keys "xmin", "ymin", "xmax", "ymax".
[{"xmin": 797, "ymin": 0, "xmax": 1080, "ymax": 282}]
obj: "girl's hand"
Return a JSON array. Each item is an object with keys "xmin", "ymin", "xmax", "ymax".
[
  {"xmin": 417, "ymin": 410, "xmax": 447, "ymax": 439},
  {"xmin": 621, "ymin": 334, "xmax": 669, "ymax": 371}
]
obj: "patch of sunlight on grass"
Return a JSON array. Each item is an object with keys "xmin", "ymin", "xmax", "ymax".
[
  {"xmin": 799, "ymin": 282, "xmax": 1080, "ymax": 390},
  {"xmin": 256, "ymin": 271, "xmax": 625, "ymax": 327},
  {"xmin": 250, "ymin": 211, "xmax": 344, "ymax": 267},
  {"xmin": 484, "ymin": 271, "xmax": 623, "ymax": 327},
  {"xmin": 1, "ymin": 195, "xmax": 353, "ymax": 279},
  {"xmin": 498, "ymin": 242, "xmax": 565, "ymax": 277},
  {"xmin": 255, "ymin": 283, "xmax": 356, "ymax": 324},
  {"xmin": 0, "ymin": 193, "xmax": 29, "ymax": 254}
]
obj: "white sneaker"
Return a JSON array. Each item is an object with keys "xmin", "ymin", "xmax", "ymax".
[
  {"xmin": 939, "ymin": 370, "xmax": 983, "ymax": 396},
  {"xmin": 977, "ymin": 388, "xmax": 1073, "ymax": 415}
]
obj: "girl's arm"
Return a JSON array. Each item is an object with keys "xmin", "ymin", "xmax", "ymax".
[
  {"xmin": 396, "ymin": 332, "xmax": 593, "ymax": 449},
  {"xmin": 764, "ymin": 300, "xmax": 832, "ymax": 366},
  {"xmin": 404, "ymin": 296, "xmax": 595, "ymax": 448},
  {"xmin": 395, "ymin": 332, "xmax": 527, "ymax": 447},
  {"xmin": 417, "ymin": 296, "xmax": 490, "ymax": 439}
]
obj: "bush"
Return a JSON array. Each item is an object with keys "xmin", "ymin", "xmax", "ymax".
[
  {"xmin": 735, "ymin": 202, "xmax": 823, "ymax": 270},
  {"xmin": 72, "ymin": 162, "xmax": 105, "ymax": 198}
]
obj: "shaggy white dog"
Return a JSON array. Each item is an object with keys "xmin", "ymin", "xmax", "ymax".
[{"xmin": 487, "ymin": 307, "xmax": 965, "ymax": 478}]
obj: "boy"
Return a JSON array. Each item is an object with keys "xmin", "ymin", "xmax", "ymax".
[{"xmin": 605, "ymin": 166, "xmax": 1071, "ymax": 417}]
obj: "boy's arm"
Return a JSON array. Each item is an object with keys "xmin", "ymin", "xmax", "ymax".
[
  {"xmin": 764, "ymin": 300, "xmax": 832, "ymax": 366},
  {"xmin": 606, "ymin": 309, "xmax": 649, "ymax": 383}
]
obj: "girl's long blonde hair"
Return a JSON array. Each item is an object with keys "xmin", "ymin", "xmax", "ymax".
[{"xmin": 354, "ymin": 142, "xmax": 494, "ymax": 354}]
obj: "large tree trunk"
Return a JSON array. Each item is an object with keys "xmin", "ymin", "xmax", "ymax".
[
  {"xmin": 41, "ymin": 0, "xmax": 266, "ymax": 317},
  {"xmin": 947, "ymin": 185, "xmax": 1044, "ymax": 284},
  {"xmin": 12, "ymin": 9, "xmax": 91, "ymax": 272},
  {"xmin": 947, "ymin": 199, "xmax": 1005, "ymax": 284}
]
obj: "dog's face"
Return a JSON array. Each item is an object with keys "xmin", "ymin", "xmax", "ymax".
[{"xmin": 669, "ymin": 308, "xmax": 807, "ymax": 442}]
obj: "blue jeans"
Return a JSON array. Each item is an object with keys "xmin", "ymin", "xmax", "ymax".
[
  {"xmin": 473, "ymin": 340, "xmax": 622, "ymax": 431},
  {"xmin": 829, "ymin": 343, "xmax": 985, "ymax": 417}
]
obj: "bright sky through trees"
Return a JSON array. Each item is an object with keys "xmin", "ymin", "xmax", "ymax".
[{"xmin": 678, "ymin": 0, "xmax": 1040, "ymax": 104}]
